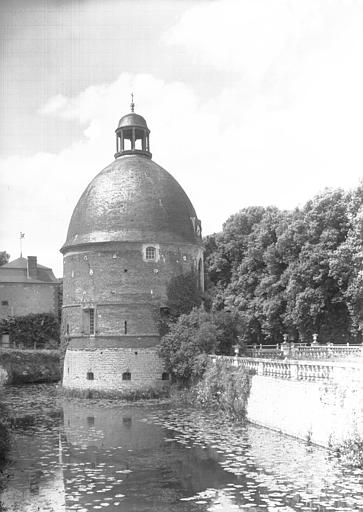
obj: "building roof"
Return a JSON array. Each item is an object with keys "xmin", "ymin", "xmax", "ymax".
[
  {"xmin": 61, "ymin": 154, "xmax": 202, "ymax": 251},
  {"xmin": 0, "ymin": 257, "xmax": 58, "ymax": 284},
  {"xmin": 2, "ymin": 257, "xmax": 50, "ymax": 270}
]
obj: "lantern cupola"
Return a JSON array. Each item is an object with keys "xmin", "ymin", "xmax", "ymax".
[{"xmin": 115, "ymin": 94, "xmax": 151, "ymax": 159}]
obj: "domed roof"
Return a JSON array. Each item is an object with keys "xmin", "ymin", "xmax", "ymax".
[
  {"xmin": 117, "ymin": 113, "xmax": 148, "ymax": 130},
  {"xmin": 62, "ymin": 155, "xmax": 201, "ymax": 251}
]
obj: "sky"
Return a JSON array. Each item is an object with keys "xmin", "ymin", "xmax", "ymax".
[{"xmin": 1, "ymin": 0, "xmax": 363, "ymax": 277}]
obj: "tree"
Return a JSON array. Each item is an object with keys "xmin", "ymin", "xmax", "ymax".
[
  {"xmin": 0, "ymin": 252, "xmax": 10, "ymax": 266},
  {"xmin": 166, "ymin": 271, "xmax": 201, "ymax": 318},
  {"xmin": 158, "ymin": 308, "xmax": 217, "ymax": 385},
  {"xmin": 204, "ymin": 186, "xmax": 363, "ymax": 344}
]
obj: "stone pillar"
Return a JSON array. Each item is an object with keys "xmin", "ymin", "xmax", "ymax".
[{"xmin": 132, "ymin": 128, "xmax": 135, "ymax": 150}]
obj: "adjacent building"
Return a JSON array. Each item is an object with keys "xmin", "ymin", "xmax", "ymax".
[{"xmin": 0, "ymin": 256, "xmax": 59, "ymax": 320}]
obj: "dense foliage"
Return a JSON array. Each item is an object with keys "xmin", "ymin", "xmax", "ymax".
[
  {"xmin": 194, "ymin": 360, "xmax": 252, "ymax": 419},
  {"xmin": 166, "ymin": 271, "xmax": 202, "ymax": 318},
  {"xmin": 0, "ymin": 349, "xmax": 60, "ymax": 384},
  {"xmin": 0, "ymin": 251, "xmax": 9, "ymax": 266},
  {"xmin": 204, "ymin": 186, "xmax": 363, "ymax": 344},
  {"xmin": 335, "ymin": 434, "xmax": 363, "ymax": 468},
  {"xmin": 158, "ymin": 307, "xmax": 245, "ymax": 384},
  {"xmin": 0, "ymin": 313, "xmax": 60, "ymax": 349}
]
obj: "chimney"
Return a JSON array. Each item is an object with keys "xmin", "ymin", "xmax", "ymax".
[{"xmin": 27, "ymin": 256, "xmax": 37, "ymax": 279}]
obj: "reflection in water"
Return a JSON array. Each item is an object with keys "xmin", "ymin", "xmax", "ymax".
[{"xmin": 1, "ymin": 385, "xmax": 363, "ymax": 511}]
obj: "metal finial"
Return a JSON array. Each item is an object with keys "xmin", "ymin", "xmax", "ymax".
[{"xmin": 130, "ymin": 92, "xmax": 135, "ymax": 112}]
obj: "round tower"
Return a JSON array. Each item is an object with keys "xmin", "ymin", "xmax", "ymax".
[{"xmin": 61, "ymin": 100, "xmax": 203, "ymax": 393}]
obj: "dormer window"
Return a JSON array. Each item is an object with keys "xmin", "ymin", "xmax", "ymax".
[{"xmin": 146, "ymin": 246, "xmax": 156, "ymax": 260}]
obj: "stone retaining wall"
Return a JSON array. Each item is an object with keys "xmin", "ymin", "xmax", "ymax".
[{"xmin": 211, "ymin": 355, "xmax": 363, "ymax": 447}]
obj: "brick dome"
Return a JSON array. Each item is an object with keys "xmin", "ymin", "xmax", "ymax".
[{"xmin": 62, "ymin": 155, "xmax": 201, "ymax": 250}]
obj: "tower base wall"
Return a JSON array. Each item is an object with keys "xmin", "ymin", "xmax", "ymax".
[{"xmin": 62, "ymin": 347, "xmax": 168, "ymax": 392}]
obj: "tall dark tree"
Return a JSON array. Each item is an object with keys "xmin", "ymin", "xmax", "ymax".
[
  {"xmin": 204, "ymin": 186, "xmax": 363, "ymax": 344},
  {"xmin": 0, "ymin": 252, "xmax": 10, "ymax": 266}
]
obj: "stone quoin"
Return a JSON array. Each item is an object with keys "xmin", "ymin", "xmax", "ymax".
[{"xmin": 61, "ymin": 101, "xmax": 204, "ymax": 392}]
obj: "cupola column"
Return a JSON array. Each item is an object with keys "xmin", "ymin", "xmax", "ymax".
[{"xmin": 132, "ymin": 128, "xmax": 136, "ymax": 150}]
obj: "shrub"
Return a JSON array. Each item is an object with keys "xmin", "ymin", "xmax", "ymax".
[
  {"xmin": 158, "ymin": 308, "xmax": 217, "ymax": 385},
  {"xmin": 194, "ymin": 360, "xmax": 252, "ymax": 419},
  {"xmin": 0, "ymin": 313, "xmax": 60, "ymax": 349},
  {"xmin": 335, "ymin": 433, "xmax": 363, "ymax": 468}
]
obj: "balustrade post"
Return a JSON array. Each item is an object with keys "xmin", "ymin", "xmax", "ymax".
[
  {"xmin": 258, "ymin": 361, "xmax": 264, "ymax": 376},
  {"xmin": 290, "ymin": 363, "xmax": 299, "ymax": 380}
]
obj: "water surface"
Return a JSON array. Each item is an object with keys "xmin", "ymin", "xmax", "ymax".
[{"xmin": 1, "ymin": 384, "xmax": 363, "ymax": 511}]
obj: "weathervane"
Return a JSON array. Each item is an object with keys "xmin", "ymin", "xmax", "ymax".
[
  {"xmin": 19, "ymin": 232, "xmax": 25, "ymax": 258},
  {"xmin": 130, "ymin": 92, "xmax": 135, "ymax": 112}
]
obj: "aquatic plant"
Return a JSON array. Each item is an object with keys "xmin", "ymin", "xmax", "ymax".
[{"xmin": 335, "ymin": 433, "xmax": 363, "ymax": 468}]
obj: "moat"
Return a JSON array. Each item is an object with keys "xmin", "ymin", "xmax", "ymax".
[{"xmin": 1, "ymin": 384, "xmax": 363, "ymax": 511}]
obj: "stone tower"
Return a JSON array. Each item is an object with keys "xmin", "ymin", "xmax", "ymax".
[{"xmin": 61, "ymin": 102, "xmax": 203, "ymax": 392}]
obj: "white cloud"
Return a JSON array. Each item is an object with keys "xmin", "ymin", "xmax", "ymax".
[{"xmin": 2, "ymin": 0, "xmax": 363, "ymax": 276}]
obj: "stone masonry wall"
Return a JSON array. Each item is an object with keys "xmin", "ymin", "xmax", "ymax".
[
  {"xmin": 63, "ymin": 347, "xmax": 168, "ymax": 391},
  {"xmin": 247, "ymin": 374, "xmax": 363, "ymax": 447}
]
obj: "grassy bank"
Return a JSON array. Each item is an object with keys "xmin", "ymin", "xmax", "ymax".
[
  {"xmin": 0, "ymin": 349, "xmax": 60, "ymax": 384},
  {"xmin": 60, "ymin": 385, "xmax": 170, "ymax": 401}
]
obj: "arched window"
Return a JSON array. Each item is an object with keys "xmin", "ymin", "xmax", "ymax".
[
  {"xmin": 145, "ymin": 246, "xmax": 156, "ymax": 260},
  {"xmin": 122, "ymin": 371, "xmax": 131, "ymax": 381},
  {"xmin": 87, "ymin": 371, "xmax": 94, "ymax": 380},
  {"xmin": 162, "ymin": 372, "xmax": 170, "ymax": 381}
]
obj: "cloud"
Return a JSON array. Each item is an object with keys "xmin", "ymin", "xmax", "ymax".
[{"xmin": 2, "ymin": 1, "xmax": 363, "ymax": 276}]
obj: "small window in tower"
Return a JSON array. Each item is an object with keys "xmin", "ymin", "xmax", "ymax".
[
  {"xmin": 87, "ymin": 416, "xmax": 95, "ymax": 427},
  {"xmin": 1, "ymin": 301, "xmax": 8, "ymax": 306},
  {"xmin": 89, "ymin": 309, "xmax": 95, "ymax": 335},
  {"xmin": 162, "ymin": 372, "xmax": 170, "ymax": 381},
  {"xmin": 124, "ymin": 321, "xmax": 128, "ymax": 335},
  {"xmin": 122, "ymin": 416, "xmax": 132, "ymax": 427},
  {"xmin": 66, "ymin": 324, "xmax": 70, "ymax": 335},
  {"xmin": 160, "ymin": 306, "xmax": 170, "ymax": 318},
  {"xmin": 87, "ymin": 371, "xmax": 94, "ymax": 380},
  {"xmin": 122, "ymin": 371, "xmax": 131, "ymax": 381},
  {"xmin": 145, "ymin": 246, "xmax": 156, "ymax": 260}
]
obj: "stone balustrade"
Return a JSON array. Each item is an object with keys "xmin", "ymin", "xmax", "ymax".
[
  {"xmin": 246, "ymin": 343, "xmax": 363, "ymax": 361},
  {"xmin": 209, "ymin": 354, "xmax": 363, "ymax": 383}
]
